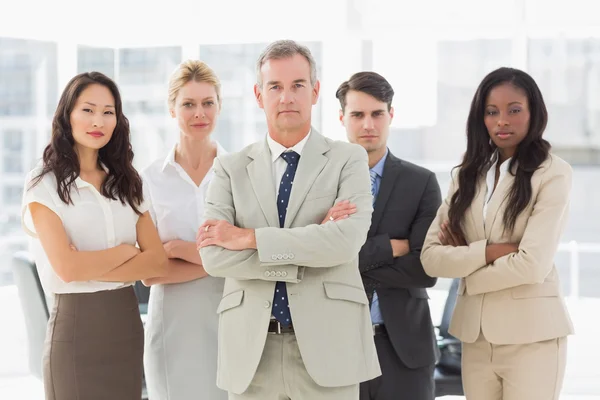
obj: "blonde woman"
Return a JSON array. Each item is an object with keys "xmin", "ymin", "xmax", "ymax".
[{"xmin": 142, "ymin": 60, "xmax": 227, "ymax": 400}]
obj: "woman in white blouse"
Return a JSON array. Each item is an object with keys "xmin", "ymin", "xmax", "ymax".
[
  {"xmin": 22, "ymin": 72, "xmax": 168, "ymax": 400},
  {"xmin": 142, "ymin": 60, "xmax": 227, "ymax": 400}
]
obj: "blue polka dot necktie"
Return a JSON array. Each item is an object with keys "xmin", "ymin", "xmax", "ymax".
[{"xmin": 272, "ymin": 151, "xmax": 300, "ymax": 327}]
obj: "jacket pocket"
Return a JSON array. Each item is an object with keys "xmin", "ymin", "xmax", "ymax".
[
  {"xmin": 216, "ymin": 290, "xmax": 244, "ymax": 313},
  {"xmin": 323, "ymin": 282, "xmax": 368, "ymax": 305},
  {"xmin": 511, "ymin": 282, "xmax": 559, "ymax": 299}
]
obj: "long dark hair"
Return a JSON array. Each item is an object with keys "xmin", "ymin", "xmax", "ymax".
[
  {"xmin": 448, "ymin": 67, "xmax": 551, "ymax": 235},
  {"xmin": 31, "ymin": 72, "xmax": 144, "ymax": 214}
]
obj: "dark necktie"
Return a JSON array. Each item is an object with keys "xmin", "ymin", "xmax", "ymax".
[{"xmin": 272, "ymin": 151, "xmax": 300, "ymax": 326}]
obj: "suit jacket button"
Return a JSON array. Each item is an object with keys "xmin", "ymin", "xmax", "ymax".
[
  {"xmin": 271, "ymin": 255, "xmax": 277, "ymax": 261},
  {"xmin": 289, "ymin": 253, "xmax": 295, "ymax": 259},
  {"xmin": 282, "ymin": 254, "xmax": 289, "ymax": 260},
  {"xmin": 282, "ymin": 271, "xmax": 288, "ymax": 277},
  {"xmin": 275, "ymin": 271, "xmax": 282, "ymax": 277},
  {"xmin": 264, "ymin": 301, "xmax": 271, "ymax": 308},
  {"xmin": 264, "ymin": 271, "xmax": 271, "ymax": 277},
  {"xmin": 277, "ymin": 254, "xmax": 283, "ymax": 260}
]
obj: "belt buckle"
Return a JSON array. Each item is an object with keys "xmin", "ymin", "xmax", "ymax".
[{"xmin": 269, "ymin": 318, "xmax": 283, "ymax": 335}]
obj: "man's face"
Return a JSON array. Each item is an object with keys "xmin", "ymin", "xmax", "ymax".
[
  {"xmin": 340, "ymin": 90, "xmax": 393, "ymax": 153},
  {"xmin": 254, "ymin": 54, "xmax": 319, "ymax": 133}
]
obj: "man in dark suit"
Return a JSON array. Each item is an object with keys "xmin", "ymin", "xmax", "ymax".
[{"xmin": 336, "ymin": 72, "xmax": 442, "ymax": 400}]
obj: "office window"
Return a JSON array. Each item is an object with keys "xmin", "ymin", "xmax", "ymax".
[
  {"xmin": 3, "ymin": 129, "xmax": 23, "ymax": 151},
  {"xmin": 3, "ymin": 185, "xmax": 22, "ymax": 204},
  {"xmin": 78, "ymin": 46, "xmax": 115, "ymax": 78},
  {"xmin": 118, "ymin": 47, "xmax": 181, "ymax": 85},
  {"xmin": 528, "ymin": 37, "xmax": 600, "ymax": 146},
  {"xmin": 373, "ymin": 38, "xmax": 512, "ymax": 162}
]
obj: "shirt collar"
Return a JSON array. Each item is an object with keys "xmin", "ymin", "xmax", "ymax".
[
  {"xmin": 370, "ymin": 148, "xmax": 388, "ymax": 178},
  {"xmin": 489, "ymin": 150, "xmax": 512, "ymax": 174},
  {"xmin": 161, "ymin": 141, "xmax": 226, "ymax": 172},
  {"xmin": 267, "ymin": 129, "xmax": 312, "ymax": 163}
]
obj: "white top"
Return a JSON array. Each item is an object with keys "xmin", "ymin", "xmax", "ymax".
[
  {"xmin": 484, "ymin": 154, "xmax": 512, "ymax": 220},
  {"xmin": 142, "ymin": 142, "xmax": 227, "ymax": 241},
  {"xmin": 266, "ymin": 129, "xmax": 311, "ymax": 198},
  {"xmin": 21, "ymin": 164, "xmax": 148, "ymax": 294},
  {"xmin": 141, "ymin": 142, "xmax": 228, "ymax": 400}
]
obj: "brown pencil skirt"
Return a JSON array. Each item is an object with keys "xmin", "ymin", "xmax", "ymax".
[{"xmin": 42, "ymin": 286, "xmax": 144, "ymax": 400}]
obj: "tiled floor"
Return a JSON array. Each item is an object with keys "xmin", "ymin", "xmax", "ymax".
[{"xmin": 1, "ymin": 285, "xmax": 599, "ymax": 399}]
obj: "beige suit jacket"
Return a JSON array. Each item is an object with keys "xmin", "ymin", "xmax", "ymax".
[
  {"xmin": 421, "ymin": 153, "xmax": 574, "ymax": 344},
  {"xmin": 200, "ymin": 130, "xmax": 381, "ymax": 394}
]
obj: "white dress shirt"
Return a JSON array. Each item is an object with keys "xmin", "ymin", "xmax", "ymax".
[
  {"xmin": 484, "ymin": 153, "xmax": 512, "ymax": 221},
  {"xmin": 21, "ymin": 164, "xmax": 148, "ymax": 294},
  {"xmin": 142, "ymin": 142, "xmax": 226, "ymax": 241},
  {"xmin": 141, "ymin": 142, "xmax": 228, "ymax": 400},
  {"xmin": 266, "ymin": 129, "xmax": 311, "ymax": 198}
]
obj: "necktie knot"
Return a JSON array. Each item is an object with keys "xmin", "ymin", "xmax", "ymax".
[
  {"xmin": 281, "ymin": 151, "xmax": 300, "ymax": 165},
  {"xmin": 369, "ymin": 170, "xmax": 378, "ymax": 205},
  {"xmin": 370, "ymin": 169, "xmax": 377, "ymax": 183},
  {"xmin": 370, "ymin": 170, "xmax": 378, "ymax": 191}
]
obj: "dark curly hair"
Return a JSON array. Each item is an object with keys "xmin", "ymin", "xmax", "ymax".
[{"xmin": 31, "ymin": 71, "xmax": 144, "ymax": 214}]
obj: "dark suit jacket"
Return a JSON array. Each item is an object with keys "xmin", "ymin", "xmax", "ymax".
[{"xmin": 360, "ymin": 150, "xmax": 442, "ymax": 369}]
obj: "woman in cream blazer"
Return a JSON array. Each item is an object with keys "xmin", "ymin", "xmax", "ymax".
[{"xmin": 421, "ymin": 67, "xmax": 574, "ymax": 400}]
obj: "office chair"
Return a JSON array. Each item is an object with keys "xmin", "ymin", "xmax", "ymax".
[{"xmin": 434, "ymin": 278, "xmax": 464, "ymax": 397}]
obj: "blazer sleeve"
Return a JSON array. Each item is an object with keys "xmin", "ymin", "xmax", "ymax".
[
  {"xmin": 199, "ymin": 157, "xmax": 301, "ymax": 282},
  {"xmin": 361, "ymin": 171, "xmax": 440, "ymax": 289},
  {"xmin": 254, "ymin": 145, "xmax": 373, "ymax": 268},
  {"xmin": 420, "ymin": 170, "xmax": 488, "ymax": 278},
  {"xmin": 465, "ymin": 162, "xmax": 572, "ymax": 295}
]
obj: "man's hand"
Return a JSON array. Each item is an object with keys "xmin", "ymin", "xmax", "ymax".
[
  {"xmin": 196, "ymin": 220, "xmax": 256, "ymax": 251},
  {"xmin": 390, "ymin": 239, "xmax": 410, "ymax": 258},
  {"xmin": 438, "ymin": 221, "xmax": 467, "ymax": 247},
  {"xmin": 321, "ymin": 200, "xmax": 357, "ymax": 224}
]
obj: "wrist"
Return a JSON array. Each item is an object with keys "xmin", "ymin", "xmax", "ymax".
[
  {"xmin": 245, "ymin": 229, "xmax": 257, "ymax": 249},
  {"xmin": 124, "ymin": 244, "xmax": 140, "ymax": 259},
  {"xmin": 170, "ymin": 241, "xmax": 185, "ymax": 258}
]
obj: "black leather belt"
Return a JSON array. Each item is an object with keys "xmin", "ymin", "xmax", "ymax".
[
  {"xmin": 373, "ymin": 324, "xmax": 387, "ymax": 335},
  {"xmin": 268, "ymin": 319, "xmax": 295, "ymax": 334}
]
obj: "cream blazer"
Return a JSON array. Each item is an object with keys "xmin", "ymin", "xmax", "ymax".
[{"xmin": 421, "ymin": 154, "xmax": 574, "ymax": 344}]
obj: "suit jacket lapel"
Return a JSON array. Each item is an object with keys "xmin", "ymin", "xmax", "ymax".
[
  {"xmin": 284, "ymin": 129, "xmax": 329, "ymax": 228},
  {"xmin": 247, "ymin": 139, "xmax": 279, "ymax": 228},
  {"xmin": 368, "ymin": 152, "xmax": 400, "ymax": 237}
]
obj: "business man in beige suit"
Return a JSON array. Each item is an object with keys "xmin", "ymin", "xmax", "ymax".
[
  {"xmin": 420, "ymin": 67, "xmax": 574, "ymax": 400},
  {"xmin": 196, "ymin": 40, "xmax": 381, "ymax": 400}
]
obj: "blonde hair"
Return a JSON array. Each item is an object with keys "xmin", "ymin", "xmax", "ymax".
[{"xmin": 168, "ymin": 60, "xmax": 221, "ymax": 108}]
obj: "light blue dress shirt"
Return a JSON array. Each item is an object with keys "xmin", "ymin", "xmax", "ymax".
[{"xmin": 369, "ymin": 149, "xmax": 388, "ymax": 324}]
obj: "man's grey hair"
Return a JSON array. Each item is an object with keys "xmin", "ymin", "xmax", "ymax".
[{"xmin": 255, "ymin": 40, "xmax": 318, "ymax": 89}]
